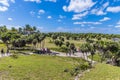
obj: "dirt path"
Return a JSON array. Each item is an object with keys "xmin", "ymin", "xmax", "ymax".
[
  {"xmin": 54, "ymin": 51, "xmax": 96, "ymax": 63},
  {"xmin": 0, "ymin": 53, "xmax": 11, "ymax": 57}
]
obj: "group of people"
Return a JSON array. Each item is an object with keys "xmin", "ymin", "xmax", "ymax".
[
  {"xmin": 38, "ymin": 48, "xmax": 59, "ymax": 55},
  {"xmin": 37, "ymin": 48, "xmax": 51, "ymax": 54},
  {"xmin": 0, "ymin": 49, "xmax": 10, "ymax": 57},
  {"xmin": 41, "ymin": 48, "xmax": 51, "ymax": 53}
]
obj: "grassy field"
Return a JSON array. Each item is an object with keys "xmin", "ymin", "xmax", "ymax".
[
  {"xmin": 65, "ymin": 39, "xmax": 86, "ymax": 48},
  {"xmin": 80, "ymin": 63, "xmax": 120, "ymax": 80},
  {"xmin": 0, "ymin": 54, "xmax": 86, "ymax": 80},
  {"xmin": 1, "ymin": 38, "xmax": 120, "ymax": 80},
  {"xmin": 44, "ymin": 37, "xmax": 86, "ymax": 52},
  {"xmin": 44, "ymin": 37, "xmax": 59, "ymax": 49}
]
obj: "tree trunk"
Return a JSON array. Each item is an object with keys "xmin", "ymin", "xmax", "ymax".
[
  {"xmin": 85, "ymin": 52, "xmax": 88, "ymax": 60},
  {"xmin": 91, "ymin": 55, "xmax": 93, "ymax": 65},
  {"xmin": 83, "ymin": 53, "xmax": 85, "ymax": 59},
  {"xmin": 101, "ymin": 53, "xmax": 104, "ymax": 63}
]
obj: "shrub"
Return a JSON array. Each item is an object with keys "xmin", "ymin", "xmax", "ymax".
[
  {"xmin": 50, "ymin": 47, "xmax": 69, "ymax": 53},
  {"xmin": 64, "ymin": 69, "xmax": 69, "ymax": 72},
  {"xmin": 80, "ymin": 62, "xmax": 89, "ymax": 70},
  {"xmin": 70, "ymin": 67, "xmax": 80, "ymax": 76},
  {"xmin": 10, "ymin": 54, "xmax": 19, "ymax": 59}
]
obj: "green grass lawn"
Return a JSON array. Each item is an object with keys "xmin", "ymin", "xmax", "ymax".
[
  {"xmin": 65, "ymin": 39, "xmax": 86, "ymax": 48},
  {"xmin": 44, "ymin": 37, "xmax": 59, "ymax": 49},
  {"xmin": 0, "ymin": 54, "xmax": 86, "ymax": 80},
  {"xmin": 44, "ymin": 37, "xmax": 86, "ymax": 52},
  {"xmin": 80, "ymin": 63, "xmax": 120, "ymax": 80}
]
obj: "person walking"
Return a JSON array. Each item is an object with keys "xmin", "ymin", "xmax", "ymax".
[{"xmin": 1, "ymin": 49, "xmax": 4, "ymax": 57}]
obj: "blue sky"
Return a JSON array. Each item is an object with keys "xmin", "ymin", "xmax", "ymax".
[{"xmin": 0, "ymin": 0, "xmax": 120, "ymax": 34}]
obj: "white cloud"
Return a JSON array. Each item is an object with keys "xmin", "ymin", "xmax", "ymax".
[
  {"xmin": 63, "ymin": 0, "xmax": 95, "ymax": 13},
  {"xmin": 24, "ymin": 0, "xmax": 41, "ymax": 3},
  {"xmin": 0, "ymin": 6, "xmax": 8, "ymax": 11},
  {"xmin": 74, "ymin": 21, "xmax": 102, "ymax": 25},
  {"xmin": 38, "ymin": 9, "xmax": 45, "ymax": 14},
  {"xmin": 91, "ymin": 2, "xmax": 109, "ymax": 16},
  {"xmin": 107, "ymin": 6, "xmax": 120, "ymax": 13},
  {"xmin": 0, "ymin": 0, "xmax": 15, "ymax": 12},
  {"xmin": 47, "ymin": 16, "xmax": 52, "ymax": 19},
  {"xmin": 10, "ymin": 0, "xmax": 15, "ymax": 3},
  {"xmin": 0, "ymin": 0, "xmax": 9, "ymax": 6},
  {"xmin": 91, "ymin": 9, "xmax": 106, "ymax": 15},
  {"xmin": 115, "ymin": 25, "xmax": 120, "ymax": 28},
  {"xmin": 63, "ymin": 1, "xmax": 110, "ymax": 20},
  {"xmin": 103, "ymin": 2, "xmax": 109, "ymax": 9},
  {"xmin": 45, "ymin": 0, "xmax": 56, "ymax": 2},
  {"xmin": 8, "ymin": 18, "xmax": 13, "ymax": 21},
  {"xmin": 115, "ymin": 20, "xmax": 120, "ymax": 28},
  {"xmin": 72, "ymin": 11, "xmax": 88, "ymax": 20},
  {"xmin": 100, "ymin": 17, "xmax": 111, "ymax": 22},
  {"xmin": 97, "ymin": 10, "xmax": 106, "ymax": 15},
  {"xmin": 63, "ymin": 6, "xmax": 67, "ymax": 12}
]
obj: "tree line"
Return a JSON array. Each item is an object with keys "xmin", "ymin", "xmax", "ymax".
[{"xmin": 0, "ymin": 26, "xmax": 120, "ymax": 66}]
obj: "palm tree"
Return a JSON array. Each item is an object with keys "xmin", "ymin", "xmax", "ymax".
[
  {"xmin": 18, "ymin": 27, "xmax": 22, "ymax": 34},
  {"xmin": 32, "ymin": 39, "xmax": 38, "ymax": 49},
  {"xmin": 80, "ymin": 44, "xmax": 86, "ymax": 59},
  {"xmin": 1, "ymin": 32, "xmax": 12, "ymax": 51},
  {"xmin": 1, "ymin": 31, "xmax": 21, "ymax": 52},
  {"xmin": 115, "ymin": 50, "xmax": 120, "ymax": 66},
  {"xmin": 69, "ymin": 43, "xmax": 76, "ymax": 55},
  {"xmin": 0, "ymin": 25, "xmax": 7, "ymax": 32},
  {"xmin": 52, "ymin": 34, "xmax": 57, "ymax": 41},
  {"xmin": 33, "ymin": 26, "xmax": 36, "ymax": 32},
  {"xmin": 24, "ymin": 24, "xmax": 34, "ymax": 34},
  {"xmin": 11, "ymin": 27, "xmax": 17, "ymax": 32},
  {"xmin": 89, "ymin": 44, "xmax": 96, "ymax": 65},
  {"xmin": 66, "ymin": 41, "xmax": 70, "ymax": 47}
]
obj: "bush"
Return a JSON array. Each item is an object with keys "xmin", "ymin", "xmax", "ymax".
[
  {"xmin": 49, "ymin": 39, "xmax": 53, "ymax": 43},
  {"xmin": 50, "ymin": 47, "xmax": 69, "ymax": 53},
  {"xmin": 64, "ymin": 69, "xmax": 69, "ymax": 72},
  {"xmin": 70, "ymin": 67, "xmax": 80, "ymax": 76},
  {"xmin": 69, "ymin": 62, "xmax": 90, "ymax": 76},
  {"xmin": 79, "ymin": 62, "xmax": 89, "ymax": 70},
  {"xmin": 10, "ymin": 54, "xmax": 19, "ymax": 59}
]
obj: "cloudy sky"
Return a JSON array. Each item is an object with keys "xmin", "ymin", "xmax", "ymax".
[{"xmin": 0, "ymin": 0, "xmax": 120, "ymax": 34}]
